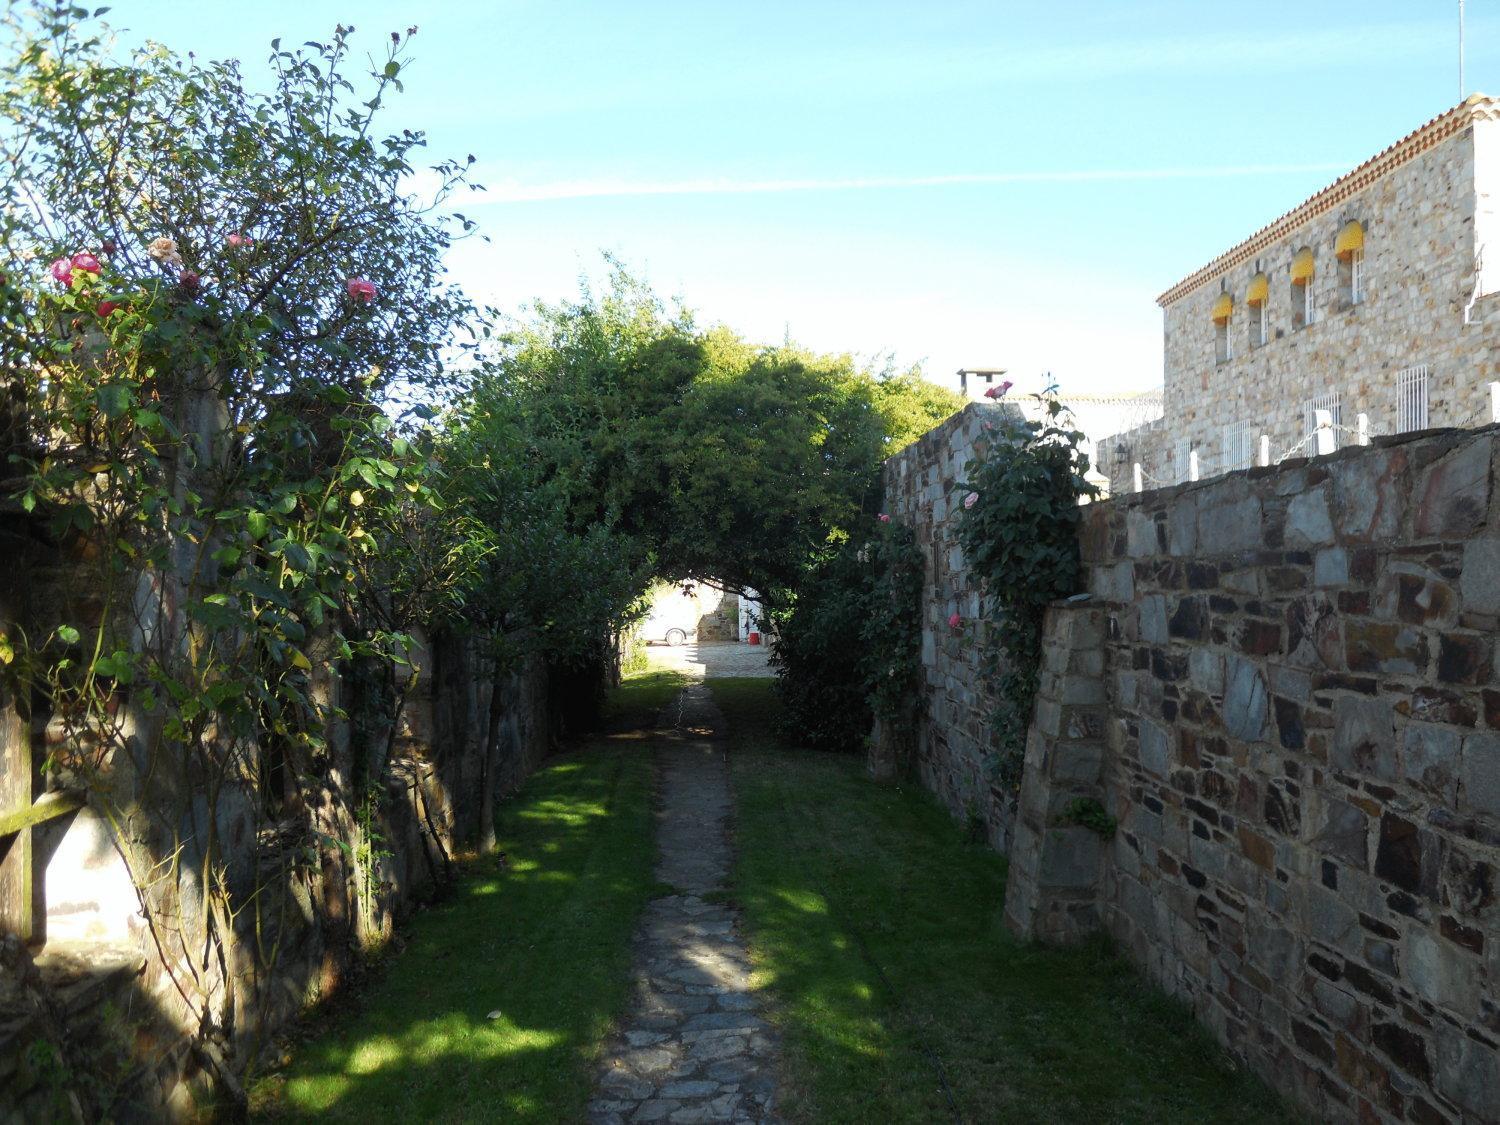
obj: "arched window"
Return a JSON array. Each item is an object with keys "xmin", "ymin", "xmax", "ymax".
[
  {"xmin": 1213, "ymin": 292, "xmax": 1234, "ymax": 363},
  {"xmin": 1291, "ymin": 247, "xmax": 1315, "ymax": 329},
  {"xmin": 1247, "ymin": 273, "xmax": 1269, "ymax": 347},
  {"xmin": 1335, "ymin": 220, "xmax": 1365, "ymax": 306}
]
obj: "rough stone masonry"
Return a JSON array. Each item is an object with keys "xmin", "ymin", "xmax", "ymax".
[
  {"xmin": 590, "ymin": 684, "xmax": 779, "ymax": 1124},
  {"xmin": 1004, "ymin": 422, "xmax": 1500, "ymax": 1124}
]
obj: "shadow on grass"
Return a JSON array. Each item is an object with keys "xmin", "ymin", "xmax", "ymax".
[
  {"xmin": 709, "ymin": 677, "xmax": 1299, "ymax": 1125},
  {"xmin": 250, "ymin": 739, "xmax": 657, "ymax": 1124},
  {"xmin": 600, "ymin": 669, "xmax": 693, "ymax": 733}
]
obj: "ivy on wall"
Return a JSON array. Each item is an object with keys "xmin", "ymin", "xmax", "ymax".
[{"xmin": 957, "ymin": 385, "xmax": 1098, "ymax": 786}]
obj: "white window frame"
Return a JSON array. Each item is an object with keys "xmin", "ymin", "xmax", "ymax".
[
  {"xmin": 1300, "ymin": 281, "xmax": 1315, "ymax": 327},
  {"xmin": 1396, "ymin": 365, "xmax": 1430, "ymax": 433},
  {"xmin": 1252, "ymin": 302, "xmax": 1267, "ymax": 347},
  {"xmin": 1349, "ymin": 249, "xmax": 1364, "ymax": 305}
]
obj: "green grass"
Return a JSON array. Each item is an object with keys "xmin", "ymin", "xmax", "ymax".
[
  {"xmin": 251, "ymin": 736, "xmax": 657, "ymax": 1123},
  {"xmin": 600, "ymin": 667, "xmax": 691, "ymax": 732},
  {"xmin": 709, "ymin": 677, "xmax": 1298, "ymax": 1125}
]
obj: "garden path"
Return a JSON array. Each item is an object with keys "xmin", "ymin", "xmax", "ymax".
[{"xmin": 588, "ymin": 684, "xmax": 780, "ymax": 1124}]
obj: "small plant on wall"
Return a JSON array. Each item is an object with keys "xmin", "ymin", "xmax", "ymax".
[{"xmin": 957, "ymin": 381, "xmax": 1098, "ymax": 786}]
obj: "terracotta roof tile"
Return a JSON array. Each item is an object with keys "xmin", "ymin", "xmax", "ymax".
[{"xmin": 1158, "ymin": 95, "xmax": 1500, "ymax": 307}]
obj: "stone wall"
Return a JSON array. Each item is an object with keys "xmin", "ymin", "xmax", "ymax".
[
  {"xmin": 1101, "ymin": 98, "xmax": 1500, "ymax": 495},
  {"xmin": 1007, "ymin": 422, "xmax": 1500, "ymax": 1124},
  {"xmin": 882, "ymin": 401, "xmax": 1022, "ymax": 851},
  {"xmin": 0, "ymin": 511, "xmax": 553, "ymax": 1121}
]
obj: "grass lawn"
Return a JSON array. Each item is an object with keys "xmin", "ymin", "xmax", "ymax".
[
  {"xmin": 601, "ymin": 668, "xmax": 691, "ymax": 731},
  {"xmin": 251, "ymin": 669, "xmax": 685, "ymax": 1122},
  {"xmin": 710, "ymin": 677, "xmax": 1298, "ymax": 1125}
]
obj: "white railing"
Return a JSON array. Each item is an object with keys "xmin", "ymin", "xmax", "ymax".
[
  {"xmin": 1129, "ymin": 383, "xmax": 1500, "ymax": 494},
  {"xmin": 1396, "ymin": 365, "xmax": 1430, "ymax": 433}
]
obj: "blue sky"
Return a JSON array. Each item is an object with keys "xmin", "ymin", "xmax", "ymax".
[{"xmin": 111, "ymin": 1, "xmax": 1499, "ymax": 397}]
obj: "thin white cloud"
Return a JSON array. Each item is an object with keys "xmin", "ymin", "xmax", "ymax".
[{"xmin": 473, "ymin": 163, "xmax": 1353, "ymax": 205}]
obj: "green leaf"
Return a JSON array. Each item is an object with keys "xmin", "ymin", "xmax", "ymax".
[{"xmin": 57, "ymin": 625, "xmax": 81, "ymax": 645}]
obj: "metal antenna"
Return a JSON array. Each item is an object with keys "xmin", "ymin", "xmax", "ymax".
[{"xmin": 1461, "ymin": 0, "xmax": 1467, "ymax": 101}]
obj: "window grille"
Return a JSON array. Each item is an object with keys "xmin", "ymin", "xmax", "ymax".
[
  {"xmin": 1221, "ymin": 421, "xmax": 1254, "ymax": 472},
  {"xmin": 1306, "ymin": 390, "xmax": 1342, "ymax": 450},
  {"xmin": 1174, "ymin": 439, "xmax": 1192, "ymax": 484},
  {"xmin": 1396, "ymin": 365, "xmax": 1430, "ymax": 433}
]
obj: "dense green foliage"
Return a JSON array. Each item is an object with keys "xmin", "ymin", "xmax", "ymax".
[
  {"xmin": 0, "ymin": 8, "xmax": 961, "ymax": 1106},
  {"xmin": 455, "ymin": 267, "xmax": 960, "ymax": 604},
  {"xmin": 957, "ymin": 386, "xmax": 1098, "ymax": 784},
  {"xmin": 0, "ymin": 12, "xmax": 495, "ymax": 1104},
  {"xmin": 711, "ymin": 678, "xmax": 1295, "ymax": 1125},
  {"xmin": 767, "ymin": 519, "xmax": 924, "ymax": 754}
]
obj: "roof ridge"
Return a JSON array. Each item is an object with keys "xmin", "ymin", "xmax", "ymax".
[{"xmin": 1157, "ymin": 95, "xmax": 1499, "ymax": 307}]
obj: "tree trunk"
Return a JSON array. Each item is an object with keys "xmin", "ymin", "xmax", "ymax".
[{"xmin": 478, "ymin": 668, "xmax": 506, "ymax": 854}]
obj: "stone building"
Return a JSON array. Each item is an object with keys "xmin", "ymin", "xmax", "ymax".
[{"xmin": 1100, "ymin": 95, "xmax": 1500, "ymax": 492}]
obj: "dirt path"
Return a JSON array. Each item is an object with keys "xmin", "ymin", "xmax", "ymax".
[{"xmin": 589, "ymin": 684, "xmax": 780, "ymax": 1124}]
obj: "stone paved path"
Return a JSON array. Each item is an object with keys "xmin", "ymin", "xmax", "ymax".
[{"xmin": 589, "ymin": 684, "xmax": 780, "ymax": 1124}]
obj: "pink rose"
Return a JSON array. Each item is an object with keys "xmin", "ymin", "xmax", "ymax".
[
  {"xmin": 226, "ymin": 232, "xmax": 252, "ymax": 248},
  {"xmin": 50, "ymin": 257, "xmax": 74, "ymax": 285},
  {"xmin": 347, "ymin": 277, "xmax": 377, "ymax": 304},
  {"xmin": 71, "ymin": 252, "xmax": 101, "ymax": 275},
  {"xmin": 984, "ymin": 381, "xmax": 1013, "ymax": 400},
  {"xmin": 948, "ymin": 612, "xmax": 962, "ymax": 629},
  {"xmin": 97, "ymin": 300, "xmax": 122, "ymax": 317},
  {"xmin": 963, "ymin": 492, "xmax": 978, "ymax": 509},
  {"xmin": 878, "ymin": 513, "xmax": 890, "ymax": 523}
]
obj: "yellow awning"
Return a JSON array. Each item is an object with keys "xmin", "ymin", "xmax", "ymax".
[
  {"xmin": 1246, "ymin": 273, "xmax": 1268, "ymax": 306},
  {"xmin": 1291, "ymin": 247, "xmax": 1315, "ymax": 285},
  {"xmin": 1211, "ymin": 292, "xmax": 1233, "ymax": 324},
  {"xmin": 1335, "ymin": 220, "xmax": 1365, "ymax": 260}
]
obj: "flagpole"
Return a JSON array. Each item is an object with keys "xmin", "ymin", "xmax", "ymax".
[{"xmin": 1460, "ymin": 0, "xmax": 1466, "ymax": 101}]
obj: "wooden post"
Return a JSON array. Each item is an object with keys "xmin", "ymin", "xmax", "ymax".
[
  {"xmin": 1132, "ymin": 462, "xmax": 1144, "ymax": 492},
  {"xmin": 0, "ymin": 578, "xmax": 34, "ymax": 943},
  {"xmin": 1188, "ymin": 450, "xmax": 1200, "ymax": 481},
  {"xmin": 1356, "ymin": 412, "xmax": 1371, "ymax": 446},
  {"xmin": 0, "ymin": 673, "xmax": 33, "ymax": 942},
  {"xmin": 1258, "ymin": 435, "xmax": 1271, "ymax": 467},
  {"xmin": 1489, "ymin": 381, "xmax": 1500, "ymax": 425}
]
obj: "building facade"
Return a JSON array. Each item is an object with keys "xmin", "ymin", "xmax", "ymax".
[{"xmin": 1100, "ymin": 95, "xmax": 1500, "ymax": 492}]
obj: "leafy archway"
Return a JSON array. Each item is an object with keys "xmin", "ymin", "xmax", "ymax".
[{"xmin": 437, "ymin": 263, "xmax": 961, "ymax": 737}]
